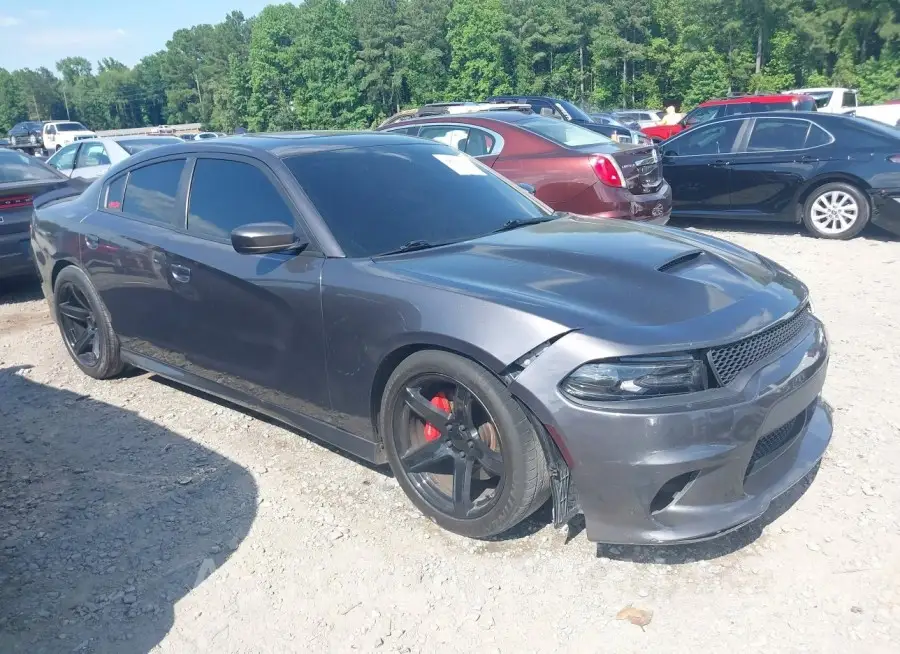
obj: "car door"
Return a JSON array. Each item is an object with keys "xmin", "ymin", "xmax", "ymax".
[
  {"xmin": 162, "ymin": 154, "xmax": 332, "ymax": 422},
  {"xmin": 80, "ymin": 157, "xmax": 189, "ymax": 363},
  {"xmin": 72, "ymin": 141, "xmax": 111, "ymax": 180},
  {"xmin": 416, "ymin": 124, "xmax": 503, "ymax": 167},
  {"xmin": 726, "ymin": 117, "xmax": 832, "ymax": 220},
  {"xmin": 661, "ymin": 118, "xmax": 748, "ymax": 216},
  {"xmin": 45, "ymin": 143, "xmax": 80, "ymax": 177}
]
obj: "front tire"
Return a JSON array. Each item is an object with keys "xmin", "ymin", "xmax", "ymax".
[
  {"xmin": 380, "ymin": 350, "xmax": 550, "ymax": 539},
  {"xmin": 802, "ymin": 182, "xmax": 870, "ymax": 240},
  {"xmin": 53, "ymin": 266, "xmax": 124, "ymax": 380}
]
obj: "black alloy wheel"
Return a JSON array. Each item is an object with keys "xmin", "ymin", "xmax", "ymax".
[
  {"xmin": 396, "ymin": 375, "xmax": 505, "ymax": 520},
  {"xmin": 57, "ymin": 281, "xmax": 100, "ymax": 367},
  {"xmin": 380, "ymin": 350, "xmax": 550, "ymax": 539},
  {"xmin": 53, "ymin": 266, "xmax": 124, "ymax": 380}
]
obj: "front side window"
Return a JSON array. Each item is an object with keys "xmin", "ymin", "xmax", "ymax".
[
  {"xmin": 519, "ymin": 117, "xmax": 613, "ymax": 146},
  {"xmin": 282, "ymin": 143, "xmax": 549, "ymax": 258},
  {"xmin": 746, "ymin": 119, "xmax": 811, "ymax": 151},
  {"xmin": 76, "ymin": 143, "xmax": 110, "ymax": 168},
  {"xmin": 122, "ymin": 160, "xmax": 185, "ymax": 226},
  {"xmin": 669, "ymin": 120, "xmax": 743, "ymax": 156},
  {"xmin": 810, "ymin": 92, "xmax": 833, "ymax": 109},
  {"xmin": 188, "ymin": 158, "xmax": 296, "ymax": 241},
  {"xmin": 47, "ymin": 143, "xmax": 79, "ymax": 171}
]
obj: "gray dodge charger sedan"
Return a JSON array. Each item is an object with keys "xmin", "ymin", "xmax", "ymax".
[{"xmin": 30, "ymin": 133, "xmax": 831, "ymax": 545}]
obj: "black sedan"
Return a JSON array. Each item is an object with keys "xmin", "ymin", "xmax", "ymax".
[
  {"xmin": 31, "ymin": 134, "xmax": 831, "ymax": 544},
  {"xmin": 7, "ymin": 121, "xmax": 45, "ymax": 153},
  {"xmin": 661, "ymin": 111, "xmax": 900, "ymax": 239},
  {"xmin": 1, "ymin": 149, "xmax": 88, "ymax": 280}
]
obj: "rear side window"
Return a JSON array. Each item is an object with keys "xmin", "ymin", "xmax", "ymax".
[
  {"xmin": 465, "ymin": 128, "xmax": 497, "ymax": 156},
  {"xmin": 724, "ymin": 103, "xmax": 754, "ymax": 116},
  {"xmin": 804, "ymin": 124, "xmax": 833, "ymax": 147},
  {"xmin": 747, "ymin": 119, "xmax": 812, "ymax": 151},
  {"xmin": 842, "ymin": 91, "xmax": 857, "ymax": 108},
  {"xmin": 187, "ymin": 158, "xmax": 296, "ymax": 241},
  {"xmin": 419, "ymin": 126, "xmax": 470, "ymax": 151},
  {"xmin": 122, "ymin": 160, "xmax": 185, "ymax": 226},
  {"xmin": 105, "ymin": 175, "xmax": 126, "ymax": 210}
]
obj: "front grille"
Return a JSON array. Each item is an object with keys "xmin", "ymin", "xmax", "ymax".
[
  {"xmin": 74, "ymin": 135, "xmax": 94, "ymax": 141},
  {"xmin": 708, "ymin": 308, "xmax": 810, "ymax": 386},
  {"xmin": 745, "ymin": 404, "xmax": 812, "ymax": 477}
]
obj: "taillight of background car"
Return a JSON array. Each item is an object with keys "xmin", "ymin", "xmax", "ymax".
[{"xmin": 591, "ymin": 155, "xmax": 625, "ymax": 188}]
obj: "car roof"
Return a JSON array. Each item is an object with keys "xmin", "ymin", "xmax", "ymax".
[
  {"xmin": 117, "ymin": 131, "xmax": 432, "ymax": 168},
  {"xmin": 387, "ymin": 111, "xmax": 535, "ymax": 126},
  {"xmin": 699, "ymin": 94, "xmax": 814, "ymax": 107}
]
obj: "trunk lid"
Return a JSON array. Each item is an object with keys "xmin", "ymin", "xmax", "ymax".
[
  {"xmin": 0, "ymin": 180, "xmax": 68, "ymax": 237},
  {"xmin": 573, "ymin": 143, "xmax": 664, "ymax": 195}
]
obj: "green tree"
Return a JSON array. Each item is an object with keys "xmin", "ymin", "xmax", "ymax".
[{"xmin": 446, "ymin": 0, "xmax": 514, "ymax": 99}]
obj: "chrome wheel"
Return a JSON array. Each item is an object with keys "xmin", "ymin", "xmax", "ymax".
[{"xmin": 810, "ymin": 190, "xmax": 859, "ymax": 235}]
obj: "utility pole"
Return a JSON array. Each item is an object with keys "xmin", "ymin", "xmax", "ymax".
[
  {"xmin": 31, "ymin": 93, "xmax": 41, "ymax": 120},
  {"xmin": 62, "ymin": 86, "xmax": 71, "ymax": 120},
  {"xmin": 579, "ymin": 47, "xmax": 584, "ymax": 105}
]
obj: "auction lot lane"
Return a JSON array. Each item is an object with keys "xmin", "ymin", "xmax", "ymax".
[{"xmin": 1, "ymin": 224, "xmax": 898, "ymax": 653}]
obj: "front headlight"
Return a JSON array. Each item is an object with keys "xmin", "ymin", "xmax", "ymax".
[{"xmin": 561, "ymin": 354, "xmax": 707, "ymax": 401}]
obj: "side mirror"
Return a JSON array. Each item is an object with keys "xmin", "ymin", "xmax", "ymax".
[
  {"xmin": 231, "ymin": 222, "xmax": 306, "ymax": 255},
  {"xmin": 518, "ymin": 182, "xmax": 536, "ymax": 194}
]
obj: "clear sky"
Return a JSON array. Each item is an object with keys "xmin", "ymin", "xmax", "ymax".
[{"xmin": 0, "ymin": 1, "xmax": 272, "ymax": 72}]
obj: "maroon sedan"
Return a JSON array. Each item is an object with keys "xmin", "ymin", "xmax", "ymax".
[{"xmin": 378, "ymin": 111, "xmax": 671, "ymax": 223}]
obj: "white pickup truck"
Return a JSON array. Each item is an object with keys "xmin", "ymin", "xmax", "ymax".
[
  {"xmin": 784, "ymin": 87, "xmax": 900, "ymax": 127},
  {"xmin": 40, "ymin": 121, "xmax": 98, "ymax": 154}
]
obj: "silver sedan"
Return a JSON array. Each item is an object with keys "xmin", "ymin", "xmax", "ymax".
[{"xmin": 45, "ymin": 136, "xmax": 184, "ymax": 181}]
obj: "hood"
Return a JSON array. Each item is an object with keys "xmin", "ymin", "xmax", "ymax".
[{"xmin": 373, "ymin": 218, "xmax": 808, "ymax": 350}]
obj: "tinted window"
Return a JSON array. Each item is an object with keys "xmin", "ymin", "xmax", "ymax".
[
  {"xmin": 724, "ymin": 103, "xmax": 754, "ymax": 116},
  {"xmin": 670, "ymin": 120, "xmax": 743, "ymax": 156},
  {"xmin": 553, "ymin": 100, "xmax": 592, "ymax": 122},
  {"xmin": 56, "ymin": 122, "xmax": 89, "ymax": 132},
  {"xmin": 0, "ymin": 149, "xmax": 64, "ymax": 183},
  {"xmin": 116, "ymin": 137, "xmax": 182, "ymax": 155},
  {"xmin": 386, "ymin": 126, "xmax": 420, "ymax": 136},
  {"xmin": 105, "ymin": 175, "xmax": 126, "ymax": 210},
  {"xmin": 122, "ymin": 160, "xmax": 185, "ymax": 226},
  {"xmin": 842, "ymin": 91, "xmax": 857, "ymax": 108},
  {"xmin": 282, "ymin": 143, "xmax": 549, "ymax": 258},
  {"xmin": 188, "ymin": 159, "xmax": 296, "ymax": 241},
  {"xmin": 804, "ymin": 123, "xmax": 832, "ymax": 147},
  {"xmin": 47, "ymin": 143, "xmax": 79, "ymax": 171},
  {"xmin": 520, "ymin": 117, "xmax": 613, "ymax": 146},
  {"xmin": 747, "ymin": 119, "xmax": 810, "ymax": 151},
  {"xmin": 810, "ymin": 92, "xmax": 833, "ymax": 109},
  {"xmin": 529, "ymin": 101, "xmax": 561, "ymax": 119},
  {"xmin": 796, "ymin": 99, "xmax": 816, "ymax": 112},
  {"xmin": 419, "ymin": 126, "xmax": 470, "ymax": 151},
  {"xmin": 76, "ymin": 142, "xmax": 110, "ymax": 167}
]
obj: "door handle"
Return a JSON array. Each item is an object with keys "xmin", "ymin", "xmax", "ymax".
[
  {"xmin": 84, "ymin": 234, "xmax": 99, "ymax": 250},
  {"xmin": 169, "ymin": 263, "xmax": 191, "ymax": 283},
  {"xmin": 709, "ymin": 160, "xmax": 731, "ymax": 167}
]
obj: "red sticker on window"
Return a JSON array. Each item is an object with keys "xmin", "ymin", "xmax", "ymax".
[{"xmin": 108, "ymin": 201, "xmax": 121, "ymax": 209}]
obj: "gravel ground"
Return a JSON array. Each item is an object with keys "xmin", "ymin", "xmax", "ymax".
[{"xmin": 1, "ymin": 222, "xmax": 899, "ymax": 653}]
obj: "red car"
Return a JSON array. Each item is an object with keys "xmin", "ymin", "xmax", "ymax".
[
  {"xmin": 378, "ymin": 111, "xmax": 672, "ymax": 224},
  {"xmin": 642, "ymin": 93, "xmax": 817, "ymax": 142}
]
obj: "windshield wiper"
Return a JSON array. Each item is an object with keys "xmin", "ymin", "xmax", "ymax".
[
  {"xmin": 378, "ymin": 240, "xmax": 444, "ymax": 256},
  {"xmin": 491, "ymin": 215, "xmax": 558, "ymax": 234}
]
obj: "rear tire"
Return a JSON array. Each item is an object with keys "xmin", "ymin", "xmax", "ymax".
[
  {"xmin": 53, "ymin": 266, "xmax": 124, "ymax": 380},
  {"xmin": 802, "ymin": 182, "xmax": 869, "ymax": 240},
  {"xmin": 380, "ymin": 350, "xmax": 550, "ymax": 539}
]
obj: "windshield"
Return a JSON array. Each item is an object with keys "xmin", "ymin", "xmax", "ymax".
[
  {"xmin": 115, "ymin": 137, "xmax": 182, "ymax": 154},
  {"xmin": 282, "ymin": 142, "xmax": 550, "ymax": 258},
  {"xmin": 519, "ymin": 116, "xmax": 613, "ymax": 147},
  {"xmin": 551, "ymin": 99, "xmax": 592, "ymax": 122},
  {"xmin": 55, "ymin": 122, "xmax": 89, "ymax": 132},
  {"xmin": 0, "ymin": 149, "xmax": 63, "ymax": 183},
  {"xmin": 807, "ymin": 92, "xmax": 833, "ymax": 109}
]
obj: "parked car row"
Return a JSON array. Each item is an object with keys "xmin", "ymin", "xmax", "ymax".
[{"xmin": 26, "ymin": 132, "xmax": 833, "ymax": 548}]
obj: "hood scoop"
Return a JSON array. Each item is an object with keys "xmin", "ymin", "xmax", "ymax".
[{"xmin": 657, "ymin": 249, "xmax": 704, "ymax": 273}]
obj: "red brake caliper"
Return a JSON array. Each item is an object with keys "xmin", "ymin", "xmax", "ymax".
[{"xmin": 423, "ymin": 392, "xmax": 451, "ymax": 441}]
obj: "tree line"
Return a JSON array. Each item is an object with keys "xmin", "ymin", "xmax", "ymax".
[{"xmin": 1, "ymin": 0, "xmax": 898, "ymax": 135}]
